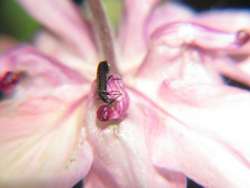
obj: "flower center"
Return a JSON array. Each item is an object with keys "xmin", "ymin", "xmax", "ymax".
[
  {"xmin": 96, "ymin": 61, "xmax": 129, "ymax": 122},
  {"xmin": 87, "ymin": 1, "xmax": 129, "ymax": 121}
]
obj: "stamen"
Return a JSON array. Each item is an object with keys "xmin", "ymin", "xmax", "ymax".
[{"xmin": 96, "ymin": 74, "xmax": 129, "ymax": 122}]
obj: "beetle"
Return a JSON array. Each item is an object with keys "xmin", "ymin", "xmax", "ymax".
[{"xmin": 96, "ymin": 61, "xmax": 113, "ymax": 104}]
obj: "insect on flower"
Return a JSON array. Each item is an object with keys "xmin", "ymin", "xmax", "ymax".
[
  {"xmin": 96, "ymin": 61, "xmax": 120, "ymax": 105},
  {"xmin": 96, "ymin": 61, "xmax": 128, "ymax": 122},
  {"xmin": 2, "ymin": 0, "xmax": 250, "ymax": 187}
]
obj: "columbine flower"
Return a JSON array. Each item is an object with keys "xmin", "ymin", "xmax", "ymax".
[{"xmin": 1, "ymin": 0, "xmax": 250, "ymax": 188}]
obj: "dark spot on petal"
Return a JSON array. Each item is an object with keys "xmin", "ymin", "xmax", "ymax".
[
  {"xmin": 187, "ymin": 178, "xmax": 204, "ymax": 188},
  {"xmin": 0, "ymin": 90, "xmax": 5, "ymax": 101},
  {"xmin": 72, "ymin": 180, "xmax": 83, "ymax": 188},
  {"xmin": 72, "ymin": 0, "xmax": 84, "ymax": 6},
  {"xmin": 222, "ymin": 75, "xmax": 250, "ymax": 91}
]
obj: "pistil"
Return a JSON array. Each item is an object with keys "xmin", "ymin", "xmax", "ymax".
[{"xmin": 88, "ymin": 0, "xmax": 119, "ymax": 74}]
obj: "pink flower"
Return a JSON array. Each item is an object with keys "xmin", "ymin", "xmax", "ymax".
[{"xmin": 1, "ymin": 0, "xmax": 250, "ymax": 187}]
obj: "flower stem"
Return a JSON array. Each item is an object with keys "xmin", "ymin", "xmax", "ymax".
[{"xmin": 88, "ymin": 0, "xmax": 119, "ymax": 74}]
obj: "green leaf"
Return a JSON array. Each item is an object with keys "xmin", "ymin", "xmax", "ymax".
[{"xmin": 0, "ymin": 0, "xmax": 40, "ymax": 41}]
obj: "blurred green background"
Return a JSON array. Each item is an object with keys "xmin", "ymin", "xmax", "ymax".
[
  {"xmin": 0, "ymin": 0, "xmax": 39, "ymax": 41},
  {"xmin": 0, "ymin": 0, "xmax": 122, "ymax": 42}
]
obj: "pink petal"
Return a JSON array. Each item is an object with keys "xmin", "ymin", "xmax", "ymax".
[
  {"xmin": 96, "ymin": 74, "xmax": 129, "ymax": 122},
  {"xmin": 150, "ymin": 83, "xmax": 250, "ymax": 187},
  {"xmin": 146, "ymin": 3, "xmax": 250, "ymax": 35},
  {"xmin": 83, "ymin": 87, "xmax": 186, "ymax": 188},
  {"xmin": 135, "ymin": 24, "xmax": 228, "ymax": 91},
  {"xmin": 151, "ymin": 22, "xmax": 249, "ymax": 52},
  {"xmin": 0, "ymin": 47, "xmax": 93, "ymax": 187},
  {"xmin": 118, "ymin": 0, "xmax": 160, "ymax": 63},
  {"xmin": 34, "ymin": 31, "xmax": 72, "ymax": 58},
  {"xmin": 194, "ymin": 10, "xmax": 250, "ymax": 32},
  {"xmin": 134, "ymin": 22, "xmax": 250, "ymax": 95},
  {"xmin": 34, "ymin": 32, "xmax": 97, "ymax": 79},
  {"xmin": 146, "ymin": 2, "xmax": 193, "ymax": 39},
  {"xmin": 135, "ymin": 38, "xmax": 221, "ymax": 84},
  {"xmin": 0, "ymin": 46, "xmax": 88, "ymax": 85},
  {"xmin": 238, "ymin": 57, "xmax": 250, "ymax": 75},
  {"xmin": 130, "ymin": 15, "xmax": 250, "ymax": 186},
  {"xmin": 17, "ymin": 0, "xmax": 97, "ymax": 61},
  {"xmin": 193, "ymin": 11, "xmax": 250, "ymax": 56}
]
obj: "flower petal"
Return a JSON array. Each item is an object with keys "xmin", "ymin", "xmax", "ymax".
[
  {"xmin": 0, "ymin": 47, "xmax": 93, "ymax": 187},
  {"xmin": 83, "ymin": 84, "xmax": 187, "ymax": 188},
  {"xmin": 130, "ymin": 17, "xmax": 250, "ymax": 186},
  {"xmin": 150, "ymin": 22, "xmax": 249, "ymax": 51},
  {"xmin": 17, "ymin": 0, "xmax": 97, "ymax": 61},
  {"xmin": 0, "ymin": 46, "xmax": 89, "ymax": 85},
  {"xmin": 132, "ymin": 24, "xmax": 227, "ymax": 102},
  {"xmin": 146, "ymin": 2, "xmax": 193, "ymax": 39},
  {"xmin": 118, "ymin": 0, "xmax": 160, "ymax": 65},
  {"xmin": 150, "ymin": 83, "xmax": 250, "ymax": 187},
  {"xmin": 194, "ymin": 10, "xmax": 250, "ymax": 32},
  {"xmin": 132, "ymin": 22, "xmax": 250, "ymax": 96},
  {"xmin": 238, "ymin": 57, "xmax": 250, "ymax": 75},
  {"xmin": 34, "ymin": 32, "xmax": 97, "ymax": 79}
]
